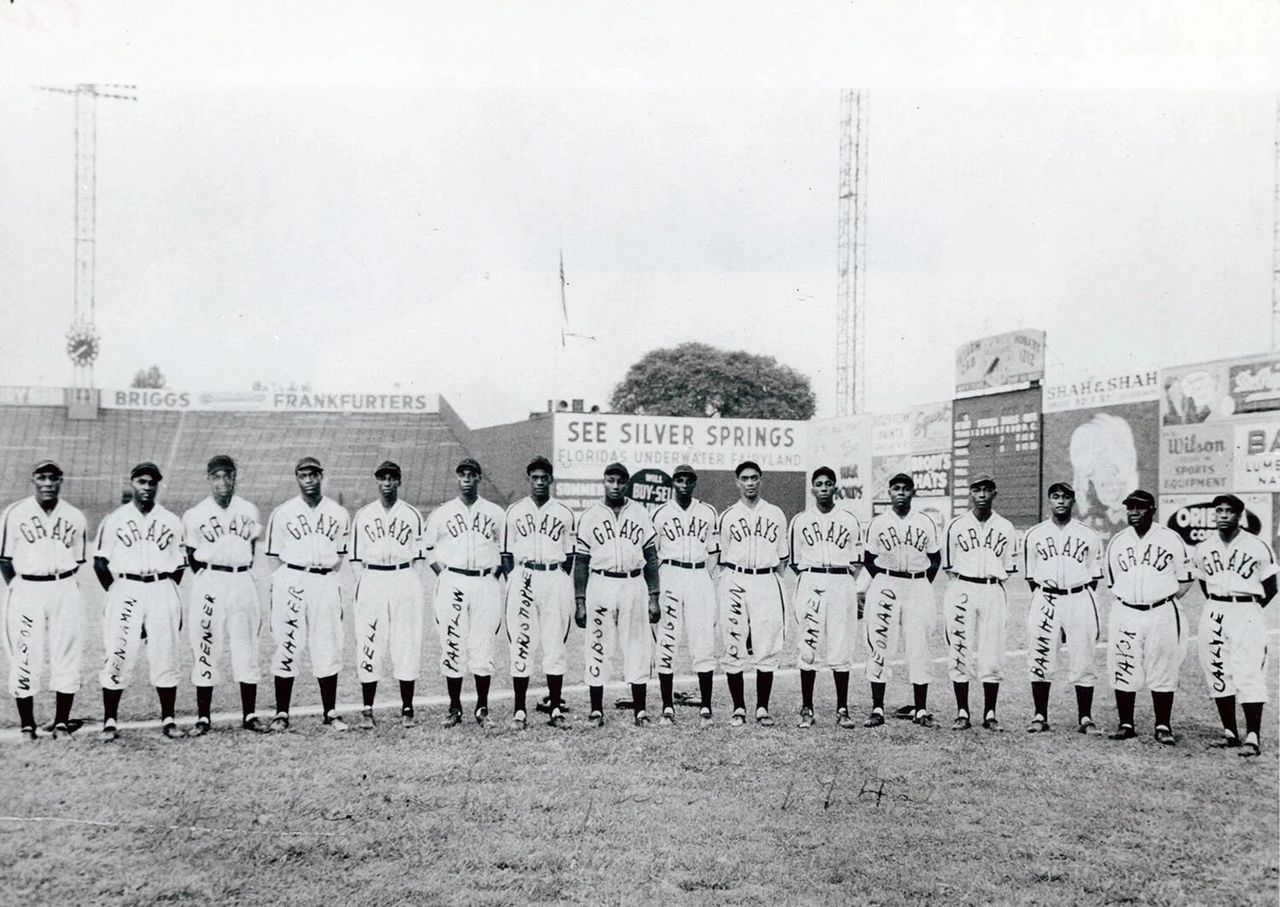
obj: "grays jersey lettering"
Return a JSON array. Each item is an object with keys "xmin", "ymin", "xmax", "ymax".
[
  {"xmin": 726, "ymin": 514, "xmax": 780, "ymax": 545},
  {"xmin": 444, "ymin": 511, "xmax": 499, "ymax": 541},
  {"xmin": 15, "ymin": 513, "xmax": 81, "ymax": 550},
  {"xmin": 115, "ymin": 518, "xmax": 177, "ymax": 550},
  {"xmin": 511, "ymin": 511, "xmax": 568, "ymax": 543},
  {"xmin": 590, "ymin": 518, "xmax": 648, "ymax": 547},
  {"xmin": 951, "ymin": 524, "xmax": 1010, "ymax": 557},
  {"xmin": 660, "ymin": 513, "xmax": 712, "ymax": 542},
  {"xmin": 1112, "ymin": 543, "xmax": 1175, "ymax": 573},
  {"xmin": 285, "ymin": 512, "xmax": 344, "ymax": 542},
  {"xmin": 1030, "ymin": 535, "xmax": 1091, "ymax": 565},
  {"xmin": 1200, "ymin": 547, "xmax": 1260, "ymax": 581},
  {"xmin": 798, "ymin": 519, "xmax": 854, "ymax": 550},
  {"xmin": 359, "ymin": 515, "xmax": 415, "ymax": 547},
  {"xmin": 876, "ymin": 524, "xmax": 931, "ymax": 553},
  {"xmin": 194, "ymin": 513, "xmax": 258, "ymax": 544}
]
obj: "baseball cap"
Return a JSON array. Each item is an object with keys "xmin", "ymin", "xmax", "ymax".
[
  {"xmin": 968, "ymin": 473, "xmax": 996, "ymax": 489},
  {"xmin": 734, "ymin": 460, "xmax": 762, "ymax": 477},
  {"xmin": 811, "ymin": 466, "xmax": 836, "ymax": 484},
  {"xmin": 207, "ymin": 454, "xmax": 236, "ymax": 475},
  {"xmin": 526, "ymin": 456, "xmax": 554, "ymax": 475},
  {"xmin": 1122, "ymin": 489, "xmax": 1156, "ymax": 509},
  {"xmin": 130, "ymin": 462, "xmax": 163, "ymax": 481},
  {"xmin": 888, "ymin": 472, "xmax": 915, "ymax": 489},
  {"xmin": 1047, "ymin": 481, "xmax": 1075, "ymax": 497},
  {"xmin": 295, "ymin": 456, "xmax": 323, "ymax": 473},
  {"xmin": 32, "ymin": 459, "xmax": 63, "ymax": 477},
  {"xmin": 456, "ymin": 457, "xmax": 482, "ymax": 475},
  {"xmin": 604, "ymin": 462, "xmax": 630, "ymax": 481},
  {"xmin": 1211, "ymin": 493, "xmax": 1245, "ymax": 514},
  {"xmin": 672, "ymin": 464, "xmax": 697, "ymax": 480},
  {"xmin": 374, "ymin": 460, "xmax": 402, "ymax": 479}
]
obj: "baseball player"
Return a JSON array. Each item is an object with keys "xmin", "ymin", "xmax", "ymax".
[
  {"xmin": 264, "ymin": 457, "xmax": 351, "ymax": 732},
  {"xmin": 1022, "ymin": 481, "xmax": 1104, "ymax": 734},
  {"xmin": 350, "ymin": 461, "xmax": 426, "ymax": 730},
  {"xmin": 0, "ymin": 460, "xmax": 87, "ymax": 740},
  {"xmin": 941, "ymin": 474, "xmax": 1016, "ymax": 731},
  {"xmin": 94, "ymin": 462, "xmax": 187, "ymax": 742},
  {"xmin": 182, "ymin": 455, "xmax": 266, "ymax": 734},
  {"xmin": 573, "ymin": 462, "xmax": 661, "ymax": 727},
  {"xmin": 651, "ymin": 464, "xmax": 719, "ymax": 725},
  {"xmin": 716, "ymin": 460, "xmax": 789, "ymax": 728},
  {"xmin": 861, "ymin": 472, "xmax": 941, "ymax": 728},
  {"xmin": 1194, "ymin": 493, "xmax": 1276, "ymax": 758},
  {"xmin": 424, "ymin": 458, "xmax": 506, "ymax": 729},
  {"xmin": 1104, "ymin": 488, "xmax": 1192, "ymax": 744},
  {"xmin": 789, "ymin": 466, "xmax": 863, "ymax": 729},
  {"xmin": 501, "ymin": 456, "xmax": 575, "ymax": 729}
]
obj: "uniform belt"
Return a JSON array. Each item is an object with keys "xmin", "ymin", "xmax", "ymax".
[
  {"xmin": 1041, "ymin": 583, "xmax": 1091, "ymax": 595},
  {"xmin": 286, "ymin": 564, "xmax": 333, "ymax": 575},
  {"xmin": 208, "ymin": 564, "xmax": 251, "ymax": 573},
  {"xmin": 1121, "ymin": 595, "xmax": 1177, "ymax": 611},
  {"xmin": 592, "ymin": 568, "xmax": 643, "ymax": 579},
  {"xmin": 662, "ymin": 559, "xmax": 707, "ymax": 570},
  {"xmin": 119, "ymin": 572, "xmax": 170, "ymax": 583},
  {"xmin": 802, "ymin": 566, "xmax": 851, "ymax": 575},
  {"xmin": 366, "ymin": 562, "xmax": 413, "ymax": 572},
  {"xmin": 957, "ymin": 574, "xmax": 1002, "ymax": 585},
  {"xmin": 19, "ymin": 568, "xmax": 79, "ymax": 582},
  {"xmin": 521, "ymin": 561, "xmax": 563, "ymax": 571},
  {"xmin": 885, "ymin": 569, "xmax": 927, "ymax": 580},
  {"xmin": 446, "ymin": 566, "xmax": 494, "ymax": 577},
  {"xmin": 1208, "ymin": 593, "xmax": 1260, "ymax": 603},
  {"xmin": 721, "ymin": 563, "xmax": 774, "ymax": 575}
]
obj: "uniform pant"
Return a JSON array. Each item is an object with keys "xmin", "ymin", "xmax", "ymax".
[
  {"xmin": 942, "ymin": 579, "xmax": 1008, "ymax": 684},
  {"xmin": 433, "ymin": 570, "xmax": 502, "ymax": 678},
  {"xmin": 1107, "ymin": 600, "xmax": 1187, "ymax": 693},
  {"xmin": 718, "ymin": 570, "xmax": 785, "ymax": 672},
  {"xmin": 794, "ymin": 571, "xmax": 857, "ymax": 672},
  {"xmin": 270, "ymin": 568, "xmax": 343, "ymax": 679},
  {"xmin": 355, "ymin": 568, "xmax": 424, "ymax": 683},
  {"xmin": 863, "ymin": 574, "xmax": 935, "ymax": 685},
  {"xmin": 100, "ymin": 577, "xmax": 181, "ymax": 690},
  {"xmin": 187, "ymin": 569, "xmax": 262, "ymax": 686},
  {"xmin": 583, "ymin": 574, "xmax": 652, "ymax": 686},
  {"xmin": 1025, "ymin": 587, "xmax": 1100, "ymax": 686},
  {"xmin": 654, "ymin": 564, "xmax": 717, "ymax": 675},
  {"xmin": 506, "ymin": 566, "xmax": 573, "ymax": 679},
  {"xmin": 4, "ymin": 575, "xmax": 82, "ymax": 696},
  {"xmin": 1199, "ymin": 601, "xmax": 1268, "ymax": 703}
]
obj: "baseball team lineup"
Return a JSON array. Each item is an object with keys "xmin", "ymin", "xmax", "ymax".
[{"xmin": 1, "ymin": 451, "xmax": 1274, "ymax": 758}]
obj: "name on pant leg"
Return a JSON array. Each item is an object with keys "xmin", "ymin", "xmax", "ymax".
[
  {"xmin": 588, "ymin": 604, "xmax": 607, "ymax": 679},
  {"xmin": 1206, "ymin": 611, "xmax": 1227, "ymax": 695},
  {"xmin": 1030, "ymin": 594, "xmax": 1055, "ymax": 680},
  {"xmin": 361, "ymin": 617, "xmax": 378, "ymax": 676},
  {"xmin": 512, "ymin": 574, "xmax": 534, "ymax": 675},
  {"xmin": 442, "ymin": 587, "xmax": 464, "ymax": 674},
  {"xmin": 198, "ymin": 594, "xmax": 216, "ymax": 681},
  {"xmin": 278, "ymin": 584, "xmax": 304, "ymax": 675},
  {"xmin": 725, "ymin": 582, "xmax": 746, "ymax": 660},
  {"xmin": 657, "ymin": 591, "xmax": 679, "ymax": 673},
  {"xmin": 869, "ymin": 587, "xmax": 896, "ymax": 669},
  {"xmin": 951, "ymin": 593, "xmax": 969, "ymax": 675},
  {"xmin": 1113, "ymin": 628, "xmax": 1137, "ymax": 687},
  {"xmin": 801, "ymin": 588, "xmax": 823, "ymax": 663},
  {"xmin": 105, "ymin": 596, "xmax": 138, "ymax": 687},
  {"xmin": 13, "ymin": 612, "xmax": 34, "ymax": 693}
]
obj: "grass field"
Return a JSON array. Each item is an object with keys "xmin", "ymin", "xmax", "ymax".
[{"xmin": 2, "ymin": 567, "xmax": 1278, "ymax": 905}]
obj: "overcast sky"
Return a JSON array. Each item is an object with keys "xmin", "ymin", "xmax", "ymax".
[{"xmin": 1, "ymin": 3, "xmax": 1277, "ymax": 426}]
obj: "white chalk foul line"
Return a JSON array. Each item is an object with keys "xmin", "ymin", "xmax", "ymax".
[{"xmin": 0, "ymin": 815, "xmax": 346, "ymax": 836}]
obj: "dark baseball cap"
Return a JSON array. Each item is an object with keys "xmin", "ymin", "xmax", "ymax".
[
  {"xmin": 1047, "ymin": 481, "xmax": 1075, "ymax": 497},
  {"xmin": 526, "ymin": 456, "xmax": 554, "ymax": 475},
  {"xmin": 734, "ymin": 460, "xmax": 762, "ymax": 477},
  {"xmin": 811, "ymin": 466, "xmax": 836, "ymax": 484},
  {"xmin": 1211, "ymin": 494, "xmax": 1245, "ymax": 514},
  {"xmin": 673, "ymin": 464, "xmax": 697, "ymax": 480},
  {"xmin": 1122, "ymin": 489, "xmax": 1156, "ymax": 509},
  {"xmin": 207, "ymin": 454, "xmax": 237, "ymax": 475},
  {"xmin": 374, "ymin": 460, "xmax": 401, "ymax": 479},
  {"xmin": 456, "ymin": 458, "xmax": 482, "ymax": 475},
  {"xmin": 131, "ymin": 462, "xmax": 163, "ymax": 481},
  {"xmin": 968, "ymin": 473, "xmax": 996, "ymax": 489},
  {"xmin": 888, "ymin": 472, "xmax": 914, "ymax": 489},
  {"xmin": 295, "ymin": 456, "xmax": 323, "ymax": 473},
  {"xmin": 32, "ymin": 459, "xmax": 63, "ymax": 477},
  {"xmin": 604, "ymin": 462, "xmax": 630, "ymax": 481}
]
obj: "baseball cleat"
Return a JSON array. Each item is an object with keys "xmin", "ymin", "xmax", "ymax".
[
  {"xmin": 863, "ymin": 708, "xmax": 885, "ymax": 728},
  {"xmin": 475, "ymin": 707, "xmax": 495, "ymax": 730},
  {"xmin": 952, "ymin": 713, "xmax": 972, "ymax": 731},
  {"xmin": 548, "ymin": 709, "xmax": 568, "ymax": 729},
  {"xmin": 836, "ymin": 707, "xmax": 857, "ymax": 730},
  {"xmin": 190, "ymin": 719, "xmax": 212, "ymax": 737},
  {"xmin": 511, "ymin": 710, "xmax": 528, "ymax": 730},
  {"xmin": 914, "ymin": 711, "xmax": 936, "ymax": 729},
  {"xmin": 588, "ymin": 711, "xmax": 605, "ymax": 728},
  {"xmin": 730, "ymin": 708, "xmax": 747, "ymax": 728},
  {"xmin": 1026, "ymin": 716, "xmax": 1050, "ymax": 734},
  {"xmin": 99, "ymin": 722, "xmax": 119, "ymax": 743},
  {"xmin": 634, "ymin": 711, "xmax": 652, "ymax": 727},
  {"xmin": 400, "ymin": 709, "xmax": 417, "ymax": 729},
  {"xmin": 1153, "ymin": 725, "xmax": 1176, "ymax": 746},
  {"xmin": 1077, "ymin": 717, "xmax": 1098, "ymax": 735},
  {"xmin": 660, "ymin": 707, "xmax": 676, "ymax": 726},
  {"xmin": 269, "ymin": 713, "xmax": 291, "ymax": 733},
  {"xmin": 358, "ymin": 709, "xmax": 376, "ymax": 730},
  {"xmin": 1209, "ymin": 729, "xmax": 1241, "ymax": 748},
  {"xmin": 535, "ymin": 696, "xmax": 570, "ymax": 715},
  {"xmin": 42, "ymin": 718, "xmax": 85, "ymax": 734},
  {"xmin": 982, "ymin": 714, "xmax": 1002, "ymax": 732},
  {"xmin": 441, "ymin": 708, "xmax": 463, "ymax": 728},
  {"xmin": 242, "ymin": 716, "xmax": 268, "ymax": 733},
  {"xmin": 1108, "ymin": 724, "xmax": 1137, "ymax": 740},
  {"xmin": 323, "ymin": 712, "xmax": 349, "ymax": 732},
  {"xmin": 19, "ymin": 726, "xmax": 38, "ymax": 742},
  {"xmin": 699, "ymin": 707, "xmax": 713, "ymax": 725},
  {"xmin": 161, "ymin": 721, "xmax": 188, "ymax": 740},
  {"xmin": 894, "ymin": 705, "xmax": 917, "ymax": 720},
  {"xmin": 50, "ymin": 722, "xmax": 75, "ymax": 740},
  {"xmin": 755, "ymin": 708, "xmax": 776, "ymax": 728},
  {"xmin": 797, "ymin": 707, "xmax": 815, "ymax": 729},
  {"xmin": 1239, "ymin": 736, "xmax": 1262, "ymax": 758}
]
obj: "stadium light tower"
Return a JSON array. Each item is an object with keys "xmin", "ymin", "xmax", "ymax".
[
  {"xmin": 1272, "ymin": 95, "xmax": 1279, "ymax": 350},
  {"xmin": 33, "ymin": 83, "xmax": 137, "ymax": 393},
  {"xmin": 836, "ymin": 89, "xmax": 868, "ymax": 416}
]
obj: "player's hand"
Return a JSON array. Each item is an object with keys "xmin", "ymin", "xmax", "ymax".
[
  {"xmin": 648, "ymin": 592, "xmax": 661, "ymax": 624},
  {"xmin": 857, "ymin": 592, "xmax": 865, "ymax": 621},
  {"xmin": 574, "ymin": 598, "xmax": 587, "ymax": 629}
]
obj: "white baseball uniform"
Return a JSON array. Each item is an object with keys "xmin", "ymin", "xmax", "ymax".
[
  {"xmin": 1194, "ymin": 530, "xmax": 1276, "ymax": 704},
  {"xmin": 1105, "ymin": 525, "xmax": 1192, "ymax": 693},
  {"xmin": 1022, "ymin": 518, "xmax": 1104, "ymax": 686},
  {"xmin": 789, "ymin": 504, "xmax": 863, "ymax": 672},
  {"xmin": 503, "ymin": 496, "xmax": 575, "ymax": 679},
  {"xmin": 863, "ymin": 508, "xmax": 940, "ymax": 685},
  {"xmin": 716, "ymin": 499, "xmax": 788, "ymax": 673},
  {"xmin": 942, "ymin": 511, "xmax": 1016, "ymax": 684},
  {"xmin": 652, "ymin": 497, "xmax": 719, "ymax": 675},
  {"xmin": 265, "ymin": 495, "xmax": 350, "ymax": 679},
  {"xmin": 96, "ymin": 502, "xmax": 186, "ymax": 690},
  {"xmin": 424, "ymin": 497, "xmax": 505, "ymax": 678},
  {"xmin": 1, "ymin": 496, "xmax": 87, "ymax": 697},
  {"xmin": 182, "ymin": 495, "xmax": 262, "ymax": 686},
  {"xmin": 576, "ymin": 500, "xmax": 656, "ymax": 686},
  {"xmin": 351, "ymin": 498, "xmax": 426, "ymax": 683}
]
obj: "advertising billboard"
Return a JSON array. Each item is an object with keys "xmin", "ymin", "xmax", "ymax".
[
  {"xmin": 1159, "ymin": 352, "xmax": 1280, "ymax": 425},
  {"xmin": 805, "ymin": 415, "xmax": 873, "ymax": 524},
  {"xmin": 955, "ymin": 330, "xmax": 1046, "ymax": 395}
]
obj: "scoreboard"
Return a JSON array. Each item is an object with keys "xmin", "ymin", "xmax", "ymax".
[{"xmin": 952, "ymin": 387, "xmax": 1044, "ymax": 527}]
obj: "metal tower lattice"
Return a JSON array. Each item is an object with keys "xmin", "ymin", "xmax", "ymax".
[
  {"xmin": 1272, "ymin": 95, "xmax": 1280, "ymax": 350},
  {"xmin": 836, "ymin": 89, "xmax": 868, "ymax": 416}
]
